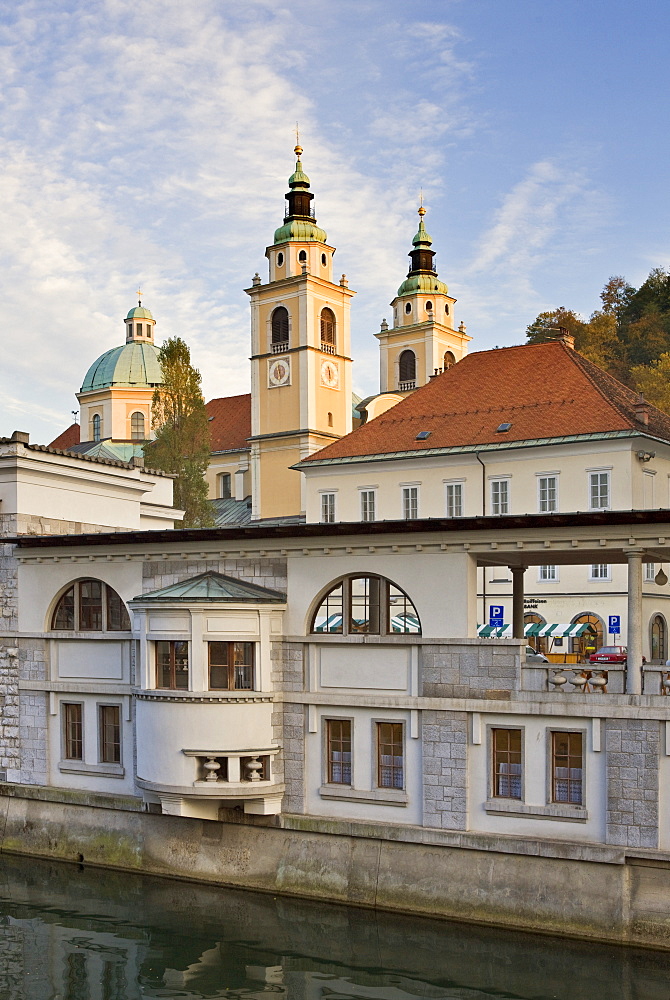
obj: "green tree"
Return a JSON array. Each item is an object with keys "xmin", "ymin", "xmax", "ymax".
[
  {"xmin": 145, "ymin": 337, "xmax": 214, "ymax": 528},
  {"xmin": 631, "ymin": 352, "xmax": 670, "ymax": 413}
]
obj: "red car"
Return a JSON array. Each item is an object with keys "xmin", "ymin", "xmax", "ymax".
[{"xmin": 589, "ymin": 645, "xmax": 646, "ymax": 664}]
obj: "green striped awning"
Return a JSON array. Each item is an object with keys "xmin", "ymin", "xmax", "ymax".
[{"xmin": 477, "ymin": 623, "xmax": 597, "ymax": 638}]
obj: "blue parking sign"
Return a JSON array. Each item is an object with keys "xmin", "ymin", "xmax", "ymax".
[
  {"xmin": 489, "ymin": 605, "xmax": 505, "ymax": 628},
  {"xmin": 609, "ymin": 615, "xmax": 621, "ymax": 635}
]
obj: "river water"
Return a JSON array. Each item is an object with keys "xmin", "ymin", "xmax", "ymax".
[{"xmin": 1, "ymin": 853, "xmax": 669, "ymax": 1000}]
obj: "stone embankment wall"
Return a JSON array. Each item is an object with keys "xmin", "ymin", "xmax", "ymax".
[{"xmin": 2, "ymin": 783, "xmax": 670, "ymax": 950}]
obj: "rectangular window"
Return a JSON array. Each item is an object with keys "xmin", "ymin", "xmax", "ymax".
[
  {"xmin": 63, "ymin": 702, "xmax": 83, "ymax": 760},
  {"xmin": 490, "ymin": 479, "xmax": 509, "ymax": 515},
  {"xmin": 589, "ymin": 471, "xmax": 610, "ymax": 509},
  {"xmin": 360, "ymin": 489, "xmax": 376, "ymax": 522},
  {"xmin": 551, "ymin": 731, "xmax": 583, "ymax": 804},
  {"xmin": 327, "ymin": 719, "xmax": 352, "ymax": 784},
  {"xmin": 539, "ymin": 565, "xmax": 558, "ymax": 582},
  {"xmin": 446, "ymin": 482, "xmax": 463, "ymax": 518},
  {"xmin": 377, "ymin": 722, "xmax": 404, "ymax": 789},
  {"xmin": 645, "ymin": 562, "xmax": 656, "ymax": 583},
  {"xmin": 208, "ymin": 641, "xmax": 254, "ymax": 690},
  {"xmin": 492, "ymin": 728, "xmax": 522, "ymax": 799},
  {"xmin": 402, "ymin": 486, "xmax": 418, "ymax": 519},
  {"xmin": 350, "ymin": 576, "xmax": 381, "ymax": 634},
  {"xmin": 590, "ymin": 563, "xmax": 610, "ymax": 581},
  {"xmin": 538, "ymin": 475, "xmax": 558, "ymax": 512},
  {"xmin": 320, "ymin": 493, "xmax": 336, "ymax": 523},
  {"xmin": 99, "ymin": 705, "xmax": 121, "ymax": 764},
  {"xmin": 156, "ymin": 640, "xmax": 189, "ymax": 690}
]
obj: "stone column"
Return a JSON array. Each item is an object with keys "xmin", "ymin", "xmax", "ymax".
[
  {"xmin": 511, "ymin": 566, "xmax": 526, "ymax": 640},
  {"xmin": 625, "ymin": 549, "xmax": 644, "ymax": 695}
]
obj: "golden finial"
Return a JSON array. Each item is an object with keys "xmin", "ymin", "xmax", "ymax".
[
  {"xmin": 418, "ymin": 189, "xmax": 426, "ymax": 217},
  {"xmin": 137, "ymin": 286, "xmax": 143, "ymax": 306},
  {"xmin": 294, "ymin": 121, "xmax": 303, "ymax": 158}
]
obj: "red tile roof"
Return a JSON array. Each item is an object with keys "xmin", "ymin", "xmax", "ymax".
[
  {"xmin": 48, "ymin": 423, "xmax": 81, "ymax": 450},
  {"xmin": 302, "ymin": 341, "xmax": 670, "ymax": 463},
  {"xmin": 206, "ymin": 394, "xmax": 251, "ymax": 453}
]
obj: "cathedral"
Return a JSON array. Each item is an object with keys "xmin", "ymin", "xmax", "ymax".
[{"xmin": 49, "ymin": 142, "xmax": 470, "ymax": 522}]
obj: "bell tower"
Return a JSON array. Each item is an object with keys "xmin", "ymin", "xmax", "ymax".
[
  {"xmin": 376, "ymin": 206, "xmax": 470, "ymax": 394},
  {"xmin": 246, "ymin": 144, "xmax": 355, "ymax": 519}
]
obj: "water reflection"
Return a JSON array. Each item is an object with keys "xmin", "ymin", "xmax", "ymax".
[{"xmin": 1, "ymin": 853, "xmax": 670, "ymax": 1000}]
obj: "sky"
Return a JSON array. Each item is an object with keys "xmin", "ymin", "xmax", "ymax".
[{"xmin": 1, "ymin": 0, "xmax": 669, "ymax": 444}]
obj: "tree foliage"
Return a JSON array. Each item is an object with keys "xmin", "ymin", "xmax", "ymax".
[
  {"xmin": 145, "ymin": 337, "xmax": 214, "ymax": 528},
  {"xmin": 525, "ymin": 268, "xmax": 670, "ymax": 409}
]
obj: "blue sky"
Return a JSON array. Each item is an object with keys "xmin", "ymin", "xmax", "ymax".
[{"xmin": 1, "ymin": 0, "xmax": 668, "ymax": 443}]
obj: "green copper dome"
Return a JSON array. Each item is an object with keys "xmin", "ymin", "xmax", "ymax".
[
  {"xmin": 397, "ymin": 273, "xmax": 448, "ymax": 296},
  {"xmin": 274, "ymin": 218, "xmax": 328, "ymax": 244},
  {"xmin": 80, "ymin": 341, "xmax": 163, "ymax": 392},
  {"xmin": 412, "ymin": 219, "xmax": 432, "ymax": 246},
  {"xmin": 126, "ymin": 305, "xmax": 154, "ymax": 320}
]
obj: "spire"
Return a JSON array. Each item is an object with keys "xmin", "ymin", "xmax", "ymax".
[
  {"xmin": 273, "ymin": 138, "xmax": 327, "ymax": 245},
  {"xmin": 408, "ymin": 203, "xmax": 436, "ymax": 275}
]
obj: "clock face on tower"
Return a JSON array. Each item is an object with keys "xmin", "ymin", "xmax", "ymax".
[
  {"xmin": 320, "ymin": 359, "xmax": 339, "ymax": 389},
  {"xmin": 268, "ymin": 357, "xmax": 291, "ymax": 387}
]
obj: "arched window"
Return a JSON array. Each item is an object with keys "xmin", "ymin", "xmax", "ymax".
[
  {"xmin": 130, "ymin": 411, "xmax": 145, "ymax": 440},
  {"xmin": 570, "ymin": 613, "xmax": 603, "ymax": 657},
  {"xmin": 405, "ymin": 302, "xmax": 412, "ymax": 314},
  {"xmin": 298, "ymin": 249, "xmax": 307, "ymax": 263},
  {"xmin": 320, "ymin": 308, "xmax": 336, "ymax": 347},
  {"xmin": 92, "ymin": 413, "xmax": 101, "ymax": 442},
  {"xmin": 399, "ymin": 350, "xmax": 416, "ymax": 384},
  {"xmin": 445, "ymin": 303, "xmax": 450, "ymax": 316},
  {"xmin": 218, "ymin": 472, "xmax": 231, "ymax": 499},
  {"xmin": 271, "ymin": 307, "xmax": 289, "ymax": 346},
  {"xmin": 443, "ymin": 351, "xmax": 456, "ymax": 370},
  {"xmin": 51, "ymin": 579, "xmax": 130, "ymax": 632},
  {"xmin": 327, "ymin": 411, "xmax": 333, "ymax": 427},
  {"xmin": 651, "ymin": 614, "xmax": 667, "ymax": 661},
  {"xmin": 311, "ymin": 575, "xmax": 421, "ymax": 636},
  {"xmin": 425, "ymin": 301, "xmax": 433, "ymax": 312}
]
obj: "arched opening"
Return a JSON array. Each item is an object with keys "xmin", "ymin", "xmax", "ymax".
[
  {"xmin": 51, "ymin": 579, "xmax": 130, "ymax": 632},
  {"xmin": 524, "ymin": 613, "xmax": 548, "ymax": 654},
  {"xmin": 651, "ymin": 614, "xmax": 667, "ymax": 662},
  {"xmin": 277, "ymin": 252, "xmax": 284, "ymax": 266},
  {"xmin": 443, "ymin": 351, "xmax": 456, "ymax": 370},
  {"xmin": 311, "ymin": 575, "xmax": 421, "ymax": 636},
  {"xmin": 130, "ymin": 411, "xmax": 145, "ymax": 441},
  {"xmin": 425, "ymin": 301, "xmax": 433, "ymax": 312},
  {"xmin": 398, "ymin": 350, "xmax": 416, "ymax": 386},
  {"xmin": 298, "ymin": 249, "xmax": 307, "ymax": 263},
  {"xmin": 92, "ymin": 413, "xmax": 101, "ymax": 442},
  {"xmin": 570, "ymin": 612, "xmax": 603, "ymax": 659},
  {"xmin": 218, "ymin": 472, "xmax": 231, "ymax": 500},
  {"xmin": 271, "ymin": 306, "xmax": 289, "ymax": 347},
  {"xmin": 320, "ymin": 308, "xmax": 336, "ymax": 349},
  {"xmin": 327, "ymin": 411, "xmax": 333, "ymax": 427},
  {"xmin": 405, "ymin": 302, "xmax": 412, "ymax": 314},
  {"xmin": 445, "ymin": 303, "xmax": 450, "ymax": 315}
]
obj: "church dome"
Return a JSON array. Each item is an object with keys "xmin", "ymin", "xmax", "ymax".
[
  {"xmin": 126, "ymin": 305, "xmax": 154, "ymax": 321},
  {"xmin": 80, "ymin": 341, "xmax": 163, "ymax": 392}
]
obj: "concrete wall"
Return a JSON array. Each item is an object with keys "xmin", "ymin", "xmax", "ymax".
[{"xmin": 4, "ymin": 786, "xmax": 670, "ymax": 949}]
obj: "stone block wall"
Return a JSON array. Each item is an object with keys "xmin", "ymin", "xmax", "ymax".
[
  {"xmin": 605, "ymin": 717, "xmax": 660, "ymax": 848},
  {"xmin": 271, "ymin": 642, "xmax": 306, "ymax": 814},
  {"xmin": 422, "ymin": 710, "xmax": 468, "ymax": 830},
  {"xmin": 422, "ymin": 643, "xmax": 519, "ymax": 700},
  {"xmin": 7, "ymin": 691, "xmax": 48, "ymax": 785},
  {"xmin": 142, "ymin": 557, "xmax": 287, "ymax": 596}
]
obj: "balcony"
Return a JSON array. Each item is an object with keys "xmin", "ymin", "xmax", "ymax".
[
  {"xmin": 523, "ymin": 663, "xmax": 670, "ymax": 696},
  {"xmin": 398, "ymin": 380, "xmax": 416, "ymax": 391},
  {"xmin": 320, "ymin": 342, "xmax": 336, "ymax": 355},
  {"xmin": 271, "ymin": 341, "xmax": 289, "ymax": 354}
]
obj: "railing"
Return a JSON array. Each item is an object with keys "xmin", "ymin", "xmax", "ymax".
[
  {"xmin": 271, "ymin": 341, "xmax": 289, "ymax": 354},
  {"xmin": 320, "ymin": 342, "xmax": 336, "ymax": 354},
  {"xmin": 523, "ymin": 664, "xmax": 670, "ymax": 695},
  {"xmin": 184, "ymin": 747, "xmax": 280, "ymax": 787},
  {"xmin": 398, "ymin": 380, "xmax": 416, "ymax": 391},
  {"xmin": 284, "ymin": 205, "xmax": 316, "ymax": 221}
]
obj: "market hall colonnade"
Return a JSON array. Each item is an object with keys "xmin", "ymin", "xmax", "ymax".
[{"xmin": 473, "ymin": 514, "xmax": 670, "ymax": 696}]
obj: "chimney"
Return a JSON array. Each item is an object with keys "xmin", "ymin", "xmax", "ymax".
[
  {"xmin": 634, "ymin": 394, "xmax": 650, "ymax": 426},
  {"xmin": 10, "ymin": 430, "xmax": 30, "ymax": 444},
  {"xmin": 552, "ymin": 327, "xmax": 575, "ymax": 349}
]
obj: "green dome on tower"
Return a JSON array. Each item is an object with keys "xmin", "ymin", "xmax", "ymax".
[
  {"xmin": 80, "ymin": 341, "xmax": 163, "ymax": 392},
  {"xmin": 274, "ymin": 142, "xmax": 328, "ymax": 245},
  {"xmin": 126, "ymin": 305, "xmax": 154, "ymax": 321}
]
